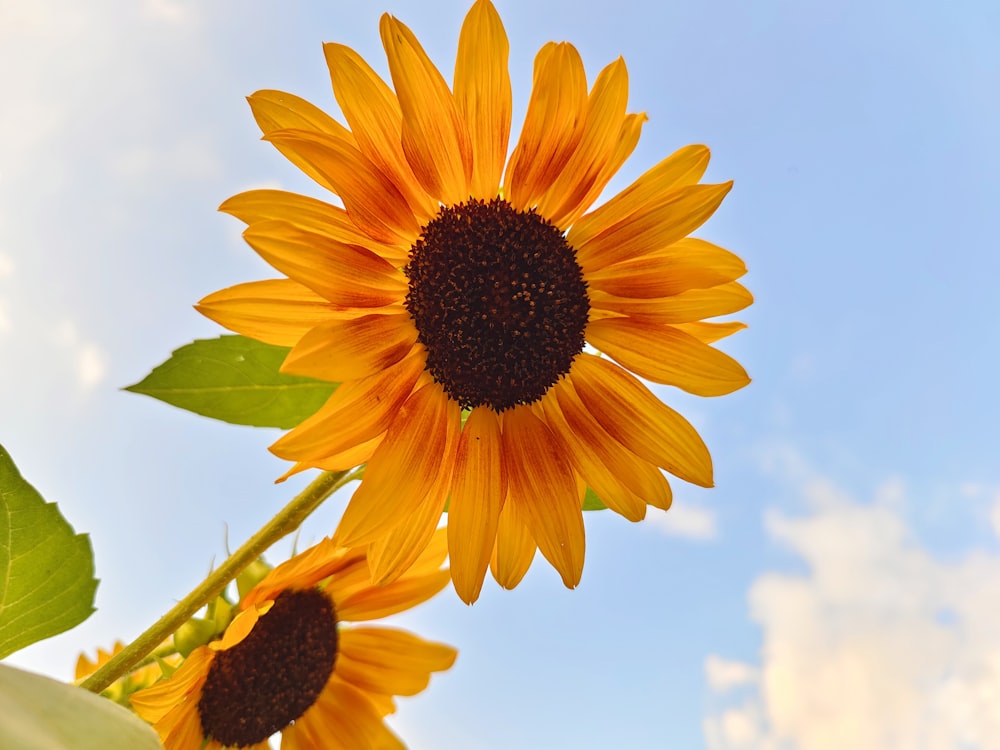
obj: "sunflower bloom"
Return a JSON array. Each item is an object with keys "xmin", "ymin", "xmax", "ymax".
[
  {"xmin": 130, "ymin": 532, "xmax": 456, "ymax": 750},
  {"xmin": 198, "ymin": 0, "xmax": 751, "ymax": 603}
]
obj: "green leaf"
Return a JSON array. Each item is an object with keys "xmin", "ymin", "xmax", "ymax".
[
  {"xmin": 0, "ymin": 446, "xmax": 97, "ymax": 658},
  {"xmin": 582, "ymin": 487, "xmax": 608, "ymax": 511},
  {"xmin": 125, "ymin": 335, "xmax": 337, "ymax": 428},
  {"xmin": 0, "ymin": 664, "xmax": 162, "ymax": 750}
]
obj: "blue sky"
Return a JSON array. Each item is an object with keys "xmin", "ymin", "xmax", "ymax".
[{"xmin": 2, "ymin": 1, "xmax": 1000, "ymax": 748}]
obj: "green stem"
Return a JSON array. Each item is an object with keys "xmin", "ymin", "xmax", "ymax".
[{"xmin": 80, "ymin": 469, "xmax": 353, "ymax": 694}]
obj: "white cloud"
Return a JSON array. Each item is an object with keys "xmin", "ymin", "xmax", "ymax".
[
  {"xmin": 705, "ymin": 655, "xmax": 759, "ymax": 692},
  {"xmin": 0, "ymin": 252, "xmax": 13, "ymax": 278},
  {"xmin": 109, "ymin": 135, "xmax": 223, "ymax": 182},
  {"xmin": 647, "ymin": 504, "xmax": 717, "ymax": 540},
  {"xmin": 990, "ymin": 493, "xmax": 1000, "ymax": 540},
  {"xmin": 143, "ymin": 0, "xmax": 197, "ymax": 24},
  {"xmin": 705, "ymin": 459, "xmax": 1000, "ymax": 750},
  {"xmin": 0, "ymin": 298, "xmax": 10, "ymax": 334},
  {"xmin": 54, "ymin": 320, "xmax": 109, "ymax": 390}
]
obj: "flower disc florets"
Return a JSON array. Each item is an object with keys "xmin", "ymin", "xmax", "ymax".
[
  {"xmin": 197, "ymin": 589, "xmax": 338, "ymax": 746},
  {"xmin": 404, "ymin": 197, "xmax": 590, "ymax": 412}
]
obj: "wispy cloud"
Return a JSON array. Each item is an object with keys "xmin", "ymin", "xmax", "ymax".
[
  {"xmin": 54, "ymin": 320, "xmax": 109, "ymax": 390},
  {"xmin": 646, "ymin": 504, "xmax": 717, "ymax": 541},
  {"xmin": 704, "ymin": 455, "xmax": 1000, "ymax": 750}
]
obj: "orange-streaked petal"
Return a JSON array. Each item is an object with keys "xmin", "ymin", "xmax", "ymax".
[
  {"xmin": 336, "ymin": 627, "xmax": 457, "ymax": 697},
  {"xmin": 272, "ymin": 350, "xmax": 424, "ymax": 463},
  {"xmin": 196, "ymin": 279, "xmax": 334, "ymax": 347},
  {"xmin": 455, "ymin": 0, "xmax": 511, "ymax": 197},
  {"xmin": 504, "ymin": 42, "xmax": 588, "ymax": 209},
  {"xmin": 333, "ymin": 383, "xmax": 460, "ymax": 547},
  {"xmin": 489, "ymin": 495, "xmax": 536, "ymax": 589},
  {"xmin": 448, "ymin": 406, "xmax": 506, "ymax": 603},
  {"xmin": 541, "ymin": 386, "xmax": 654, "ymax": 521},
  {"xmin": 281, "ymin": 313, "xmax": 417, "ymax": 382},
  {"xmin": 501, "ymin": 406, "xmax": 585, "ymax": 589},
  {"xmin": 586, "ymin": 237, "xmax": 747, "ymax": 298},
  {"xmin": 219, "ymin": 190, "xmax": 406, "ymax": 265},
  {"xmin": 380, "ymin": 13, "xmax": 472, "ymax": 205},
  {"xmin": 296, "ymin": 677, "xmax": 405, "ymax": 750},
  {"xmin": 590, "ymin": 282, "xmax": 753, "ymax": 324},
  {"xmin": 323, "ymin": 42, "xmax": 438, "ymax": 224},
  {"xmin": 265, "ymin": 128, "xmax": 421, "ymax": 246},
  {"xmin": 587, "ymin": 317, "xmax": 750, "ymax": 396},
  {"xmin": 570, "ymin": 354, "xmax": 714, "ymax": 487},
  {"xmin": 536, "ymin": 57, "xmax": 629, "ymax": 229},
  {"xmin": 559, "ymin": 111, "xmax": 647, "ymax": 229},
  {"xmin": 576, "ymin": 181, "xmax": 733, "ymax": 274},
  {"xmin": 241, "ymin": 221, "xmax": 407, "ymax": 307},
  {"xmin": 568, "ymin": 143, "xmax": 712, "ymax": 249},
  {"xmin": 365, "ymin": 456, "xmax": 453, "ymax": 585}
]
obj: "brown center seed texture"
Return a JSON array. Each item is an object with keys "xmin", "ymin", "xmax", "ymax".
[
  {"xmin": 404, "ymin": 197, "xmax": 590, "ymax": 412},
  {"xmin": 197, "ymin": 589, "xmax": 338, "ymax": 746}
]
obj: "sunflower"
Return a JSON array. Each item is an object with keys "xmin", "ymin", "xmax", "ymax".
[
  {"xmin": 130, "ymin": 531, "xmax": 456, "ymax": 750},
  {"xmin": 198, "ymin": 0, "xmax": 751, "ymax": 603}
]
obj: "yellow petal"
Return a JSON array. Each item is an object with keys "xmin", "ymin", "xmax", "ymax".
[
  {"xmin": 454, "ymin": 0, "xmax": 512, "ymax": 198},
  {"xmin": 576, "ymin": 181, "xmax": 733, "ymax": 274},
  {"xmin": 219, "ymin": 189, "xmax": 407, "ymax": 266},
  {"xmin": 504, "ymin": 42, "xmax": 588, "ymax": 209},
  {"xmin": 196, "ymin": 279, "xmax": 333, "ymax": 347},
  {"xmin": 248, "ymin": 89, "xmax": 351, "ymax": 139},
  {"xmin": 272, "ymin": 350, "xmax": 424, "ymax": 463},
  {"xmin": 168, "ymin": 705, "xmax": 208, "ymax": 750},
  {"xmin": 380, "ymin": 13, "xmax": 472, "ymax": 205},
  {"xmin": 241, "ymin": 221, "xmax": 407, "ymax": 308},
  {"xmin": 265, "ymin": 128, "xmax": 421, "ymax": 246},
  {"xmin": 587, "ymin": 317, "xmax": 750, "ymax": 396},
  {"xmin": 586, "ymin": 237, "xmax": 747, "ymax": 298},
  {"xmin": 130, "ymin": 647, "xmax": 213, "ymax": 722},
  {"xmin": 568, "ymin": 143, "xmax": 711, "ymax": 248},
  {"xmin": 570, "ymin": 354, "xmax": 714, "ymax": 487},
  {"xmin": 333, "ymin": 383, "xmax": 460, "ymax": 547},
  {"xmin": 247, "ymin": 90, "xmax": 355, "ymax": 193},
  {"xmin": 276, "ymin": 434, "xmax": 383, "ymax": 477},
  {"xmin": 501, "ymin": 406, "xmax": 585, "ymax": 589},
  {"xmin": 448, "ymin": 406, "xmax": 506, "ymax": 604},
  {"xmin": 536, "ymin": 57, "xmax": 630, "ymax": 228},
  {"xmin": 281, "ymin": 312, "xmax": 417, "ymax": 382},
  {"xmin": 489, "ymin": 496, "xmax": 536, "ymax": 589},
  {"xmin": 323, "ymin": 43, "xmax": 438, "ymax": 224},
  {"xmin": 336, "ymin": 569, "xmax": 451, "ymax": 622},
  {"xmin": 216, "ymin": 607, "xmax": 262, "ymax": 650},
  {"xmin": 673, "ymin": 320, "xmax": 748, "ymax": 344},
  {"xmin": 327, "ymin": 528, "xmax": 449, "ymax": 618},
  {"xmin": 336, "ymin": 627, "xmax": 457, "ymax": 696},
  {"xmin": 297, "ymin": 677, "xmax": 405, "ymax": 750},
  {"xmin": 246, "ymin": 541, "xmax": 363, "ymax": 608}
]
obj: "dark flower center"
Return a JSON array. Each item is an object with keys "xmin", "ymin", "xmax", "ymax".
[
  {"xmin": 197, "ymin": 589, "xmax": 338, "ymax": 747},
  {"xmin": 404, "ymin": 197, "xmax": 589, "ymax": 412}
]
